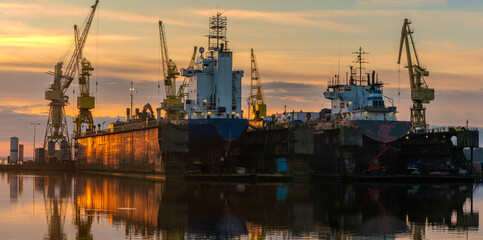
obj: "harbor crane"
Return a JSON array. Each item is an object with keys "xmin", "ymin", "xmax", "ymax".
[
  {"xmin": 249, "ymin": 48, "xmax": 266, "ymax": 120},
  {"xmin": 177, "ymin": 46, "xmax": 198, "ymax": 101},
  {"xmin": 74, "ymin": 58, "xmax": 95, "ymax": 135},
  {"xmin": 397, "ymin": 18, "xmax": 434, "ymax": 132},
  {"xmin": 44, "ymin": 0, "xmax": 99, "ymax": 162},
  {"xmin": 159, "ymin": 20, "xmax": 183, "ymax": 121}
]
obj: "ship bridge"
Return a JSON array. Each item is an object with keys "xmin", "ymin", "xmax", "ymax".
[{"xmin": 324, "ymin": 70, "xmax": 396, "ymax": 121}]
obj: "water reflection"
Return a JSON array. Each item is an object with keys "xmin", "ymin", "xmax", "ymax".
[
  {"xmin": 0, "ymin": 172, "xmax": 480, "ymax": 239},
  {"xmin": 43, "ymin": 174, "xmax": 72, "ymax": 240}
]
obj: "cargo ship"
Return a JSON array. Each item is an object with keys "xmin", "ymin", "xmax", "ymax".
[
  {"xmin": 231, "ymin": 46, "xmax": 479, "ymax": 182},
  {"xmin": 180, "ymin": 13, "xmax": 248, "ymax": 172},
  {"xmin": 305, "ymin": 20, "xmax": 480, "ymax": 181},
  {"xmin": 309, "ymin": 48, "xmax": 479, "ymax": 180},
  {"xmin": 75, "ymin": 13, "xmax": 249, "ymax": 176}
]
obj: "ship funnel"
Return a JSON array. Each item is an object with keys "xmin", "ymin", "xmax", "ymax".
[{"xmin": 372, "ymin": 70, "xmax": 376, "ymax": 85}]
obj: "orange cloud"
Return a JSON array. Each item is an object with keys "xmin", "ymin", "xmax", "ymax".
[
  {"xmin": 192, "ymin": 9, "xmax": 360, "ymax": 33},
  {"xmin": 0, "ymin": 2, "xmax": 86, "ymax": 17},
  {"xmin": 356, "ymin": 0, "xmax": 447, "ymax": 8}
]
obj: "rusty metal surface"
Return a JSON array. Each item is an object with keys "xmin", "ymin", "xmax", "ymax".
[{"xmin": 76, "ymin": 126, "xmax": 162, "ymax": 172}]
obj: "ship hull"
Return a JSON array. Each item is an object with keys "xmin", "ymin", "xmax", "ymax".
[
  {"xmin": 311, "ymin": 122, "xmax": 479, "ymax": 178},
  {"xmin": 188, "ymin": 118, "xmax": 249, "ymax": 141},
  {"xmin": 74, "ymin": 118, "xmax": 479, "ymax": 181},
  {"xmin": 185, "ymin": 118, "xmax": 249, "ymax": 173}
]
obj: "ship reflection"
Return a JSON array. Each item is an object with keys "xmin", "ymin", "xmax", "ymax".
[
  {"xmin": 76, "ymin": 178, "xmax": 479, "ymax": 239},
  {"xmin": 74, "ymin": 175, "xmax": 163, "ymax": 238},
  {"xmin": 7, "ymin": 172, "xmax": 477, "ymax": 239}
]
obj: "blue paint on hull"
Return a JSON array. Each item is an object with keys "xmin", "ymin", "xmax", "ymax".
[{"xmin": 188, "ymin": 118, "xmax": 249, "ymax": 141}]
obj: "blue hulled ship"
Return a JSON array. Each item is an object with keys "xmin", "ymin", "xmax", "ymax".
[{"xmin": 179, "ymin": 13, "xmax": 248, "ymax": 171}]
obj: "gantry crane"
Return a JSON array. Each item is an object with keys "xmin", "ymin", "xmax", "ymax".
[
  {"xmin": 159, "ymin": 20, "xmax": 182, "ymax": 121},
  {"xmin": 44, "ymin": 0, "xmax": 99, "ymax": 162},
  {"xmin": 249, "ymin": 48, "xmax": 266, "ymax": 120},
  {"xmin": 397, "ymin": 18, "xmax": 434, "ymax": 132}
]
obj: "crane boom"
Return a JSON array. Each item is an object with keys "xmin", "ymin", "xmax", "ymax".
[
  {"xmin": 159, "ymin": 21, "xmax": 179, "ymax": 98},
  {"xmin": 177, "ymin": 46, "xmax": 197, "ymax": 100},
  {"xmin": 249, "ymin": 48, "xmax": 266, "ymax": 120},
  {"xmin": 62, "ymin": 0, "xmax": 99, "ymax": 93},
  {"xmin": 397, "ymin": 18, "xmax": 434, "ymax": 132}
]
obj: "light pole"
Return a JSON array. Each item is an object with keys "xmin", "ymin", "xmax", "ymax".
[{"xmin": 30, "ymin": 123, "xmax": 40, "ymax": 161}]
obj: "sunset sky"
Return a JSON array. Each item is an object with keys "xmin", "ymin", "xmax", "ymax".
[{"xmin": 1, "ymin": 0, "xmax": 482, "ymax": 157}]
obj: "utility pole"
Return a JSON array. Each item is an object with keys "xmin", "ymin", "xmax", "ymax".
[{"xmin": 30, "ymin": 123, "xmax": 40, "ymax": 161}]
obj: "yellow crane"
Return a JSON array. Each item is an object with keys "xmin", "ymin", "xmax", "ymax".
[
  {"xmin": 177, "ymin": 46, "xmax": 198, "ymax": 101},
  {"xmin": 249, "ymin": 48, "xmax": 266, "ymax": 119},
  {"xmin": 44, "ymin": 0, "xmax": 99, "ymax": 162},
  {"xmin": 397, "ymin": 19, "xmax": 434, "ymax": 132},
  {"xmin": 74, "ymin": 58, "xmax": 95, "ymax": 135},
  {"xmin": 159, "ymin": 20, "xmax": 183, "ymax": 121}
]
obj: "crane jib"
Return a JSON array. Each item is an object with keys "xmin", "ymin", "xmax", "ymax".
[{"xmin": 61, "ymin": 0, "xmax": 99, "ymax": 93}]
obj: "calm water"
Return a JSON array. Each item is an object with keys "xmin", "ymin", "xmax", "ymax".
[{"xmin": 0, "ymin": 173, "xmax": 481, "ymax": 240}]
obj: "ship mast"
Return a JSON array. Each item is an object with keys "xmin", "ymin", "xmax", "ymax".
[
  {"xmin": 352, "ymin": 47, "xmax": 369, "ymax": 85},
  {"xmin": 208, "ymin": 13, "xmax": 227, "ymax": 51}
]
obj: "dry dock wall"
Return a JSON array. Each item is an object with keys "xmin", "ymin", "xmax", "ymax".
[{"xmin": 76, "ymin": 126, "xmax": 163, "ymax": 173}]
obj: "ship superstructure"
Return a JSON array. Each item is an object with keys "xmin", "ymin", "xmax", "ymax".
[
  {"xmin": 184, "ymin": 13, "xmax": 244, "ymax": 120},
  {"xmin": 181, "ymin": 13, "xmax": 248, "ymax": 145},
  {"xmin": 324, "ymin": 48, "xmax": 397, "ymax": 122},
  {"xmin": 324, "ymin": 77, "xmax": 396, "ymax": 122}
]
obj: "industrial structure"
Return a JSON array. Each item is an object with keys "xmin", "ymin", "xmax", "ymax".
[
  {"xmin": 43, "ymin": 0, "xmax": 99, "ymax": 162},
  {"xmin": 398, "ymin": 18, "xmax": 434, "ymax": 132},
  {"xmin": 69, "ymin": 14, "xmax": 480, "ymax": 181},
  {"xmin": 74, "ymin": 59, "xmax": 95, "ymax": 135},
  {"xmin": 184, "ymin": 12, "xmax": 245, "ymax": 120},
  {"xmin": 159, "ymin": 21, "xmax": 183, "ymax": 121},
  {"xmin": 249, "ymin": 48, "xmax": 267, "ymax": 120},
  {"xmin": 177, "ymin": 46, "xmax": 198, "ymax": 102}
]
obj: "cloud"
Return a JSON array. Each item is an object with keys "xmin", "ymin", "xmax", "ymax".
[
  {"xmin": 99, "ymin": 10, "xmax": 202, "ymax": 28},
  {"xmin": 356, "ymin": 0, "xmax": 447, "ymax": 8},
  {"xmin": 243, "ymin": 81, "xmax": 326, "ymax": 113},
  {"xmin": 0, "ymin": 2, "xmax": 86, "ymax": 17},
  {"xmin": 0, "ymin": 1, "xmax": 199, "ymax": 28},
  {"xmin": 192, "ymin": 9, "xmax": 360, "ymax": 33}
]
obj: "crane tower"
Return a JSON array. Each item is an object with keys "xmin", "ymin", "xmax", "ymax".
[
  {"xmin": 74, "ymin": 58, "xmax": 95, "ymax": 135},
  {"xmin": 397, "ymin": 19, "xmax": 434, "ymax": 132},
  {"xmin": 44, "ymin": 0, "xmax": 99, "ymax": 162}
]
